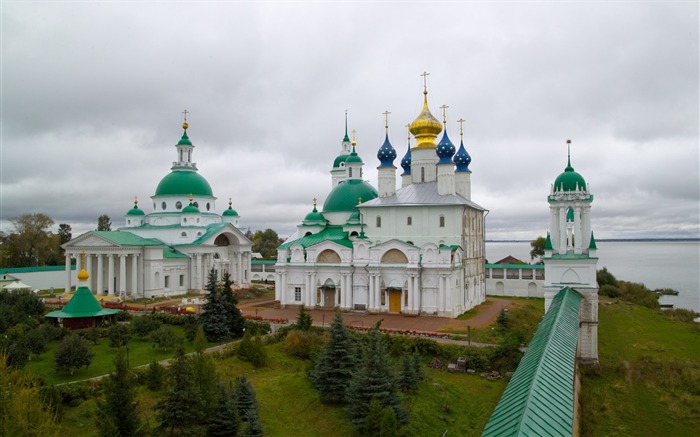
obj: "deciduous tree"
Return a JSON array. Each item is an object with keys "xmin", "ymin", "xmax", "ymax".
[
  {"xmin": 97, "ymin": 214, "xmax": 112, "ymax": 231},
  {"xmin": 1, "ymin": 213, "xmax": 57, "ymax": 267},
  {"xmin": 54, "ymin": 334, "xmax": 94, "ymax": 375},
  {"xmin": 530, "ymin": 236, "xmax": 546, "ymax": 263},
  {"xmin": 251, "ymin": 228, "xmax": 282, "ymax": 259}
]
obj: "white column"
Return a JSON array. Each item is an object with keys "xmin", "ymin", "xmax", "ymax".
[
  {"xmin": 96, "ymin": 254, "xmax": 104, "ymax": 295},
  {"xmin": 559, "ymin": 207, "xmax": 567, "ymax": 253},
  {"xmin": 574, "ymin": 207, "xmax": 583, "ymax": 254},
  {"xmin": 374, "ymin": 276, "xmax": 381, "ymax": 310},
  {"xmin": 86, "ymin": 254, "xmax": 93, "ymax": 291},
  {"xmin": 237, "ymin": 253, "xmax": 243, "ymax": 285},
  {"xmin": 119, "ymin": 255, "xmax": 126, "ymax": 297},
  {"xmin": 108, "ymin": 255, "xmax": 115, "ymax": 296},
  {"xmin": 196, "ymin": 254, "xmax": 203, "ymax": 289},
  {"xmin": 414, "ymin": 275, "xmax": 421, "ymax": 313},
  {"xmin": 131, "ymin": 254, "xmax": 138, "ymax": 296},
  {"xmin": 64, "ymin": 254, "xmax": 72, "ymax": 292},
  {"xmin": 407, "ymin": 275, "xmax": 413, "ymax": 312},
  {"xmin": 445, "ymin": 275, "xmax": 451, "ymax": 313},
  {"xmin": 311, "ymin": 273, "xmax": 317, "ymax": 306}
]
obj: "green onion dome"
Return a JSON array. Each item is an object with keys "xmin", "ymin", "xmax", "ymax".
[
  {"xmin": 323, "ymin": 179, "xmax": 378, "ymax": 213},
  {"xmin": 553, "ymin": 158, "xmax": 587, "ymax": 192},
  {"xmin": 182, "ymin": 200, "xmax": 200, "ymax": 214},
  {"xmin": 126, "ymin": 198, "xmax": 145, "ymax": 216},
  {"xmin": 222, "ymin": 198, "xmax": 239, "ymax": 217},
  {"xmin": 333, "ymin": 154, "xmax": 350, "ymax": 168},
  {"xmin": 303, "ymin": 199, "xmax": 327, "ymax": 224},
  {"xmin": 345, "ymin": 145, "xmax": 363, "ymax": 164},
  {"xmin": 155, "ymin": 171, "xmax": 213, "ymax": 197}
]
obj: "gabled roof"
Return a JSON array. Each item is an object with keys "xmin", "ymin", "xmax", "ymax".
[
  {"xmin": 45, "ymin": 286, "xmax": 120, "ymax": 319},
  {"xmin": 482, "ymin": 287, "xmax": 581, "ymax": 437},
  {"xmin": 360, "ymin": 181, "xmax": 486, "ymax": 210},
  {"xmin": 163, "ymin": 247, "xmax": 189, "ymax": 259},
  {"xmin": 92, "ymin": 231, "xmax": 163, "ymax": 246},
  {"xmin": 279, "ymin": 226, "xmax": 352, "ymax": 249}
]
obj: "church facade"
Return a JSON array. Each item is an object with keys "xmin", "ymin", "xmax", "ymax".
[
  {"xmin": 274, "ymin": 86, "xmax": 487, "ymax": 318},
  {"xmin": 63, "ymin": 121, "xmax": 253, "ymax": 299}
]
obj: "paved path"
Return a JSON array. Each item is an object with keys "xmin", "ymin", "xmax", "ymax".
[{"xmin": 239, "ymin": 296, "xmax": 514, "ymax": 333}]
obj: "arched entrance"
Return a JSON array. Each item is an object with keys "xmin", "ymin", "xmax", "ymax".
[{"xmin": 318, "ymin": 278, "xmax": 337, "ymax": 308}]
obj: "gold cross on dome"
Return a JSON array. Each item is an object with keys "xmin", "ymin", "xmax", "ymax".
[
  {"xmin": 440, "ymin": 104, "xmax": 449, "ymax": 124},
  {"xmin": 458, "ymin": 118, "xmax": 465, "ymax": 138},
  {"xmin": 383, "ymin": 110, "xmax": 391, "ymax": 132},
  {"xmin": 313, "ymin": 197, "xmax": 317, "ymax": 206},
  {"xmin": 182, "ymin": 109, "xmax": 189, "ymax": 122},
  {"xmin": 351, "ymin": 129, "xmax": 357, "ymax": 143},
  {"xmin": 420, "ymin": 71, "xmax": 430, "ymax": 92}
]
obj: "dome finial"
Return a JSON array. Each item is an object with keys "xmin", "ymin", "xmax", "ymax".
[
  {"xmin": 77, "ymin": 251, "xmax": 89, "ymax": 281},
  {"xmin": 566, "ymin": 139, "xmax": 572, "ymax": 168},
  {"xmin": 313, "ymin": 197, "xmax": 317, "ymax": 207},
  {"xmin": 228, "ymin": 198, "xmax": 232, "ymax": 207},
  {"xmin": 134, "ymin": 196, "xmax": 138, "ymax": 207},
  {"xmin": 406, "ymin": 124, "xmax": 411, "ymax": 146},
  {"xmin": 343, "ymin": 110, "xmax": 350, "ymax": 142},
  {"xmin": 189, "ymin": 193, "xmax": 193, "ymax": 203},
  {"xmin": 458, "ymin": 118, "xmax": 465, "ymax": 140},
  {"xmin": 440, "ymin": 104, "xmax": 449, "ymax": 127},
  {"xmin": 351, "ymin": 129, "xmax": 357, "ymax": 146},
  {"xmin": 383, "ymin": 110, "xmax": 391, "ymax": 134},
  {"xmin": 421, "ymin": 71, "xmax": 430, "ymax": 96},
  {"xmin": 182, "ymin": 109, "xmax": 189, "ymax": 130}
]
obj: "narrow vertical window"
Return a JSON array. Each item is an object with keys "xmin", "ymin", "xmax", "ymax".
[
  {"xmin": 349, "ymin": 167, "xmax": 353, "ymax": 177},
  {"xmin": 376, "ymin": 216, "xmax": 382, "ymax": 228},
  {"xmin": 439, "ymin": 215, "xmax": 445, "ymax": 227},
  {"xmin": 421, "ymin": 167, "xmax": 425, "ymax": 182},
  {"xmin": 407, "ymin": 216, "xmax": 412, "ymax": 226},
  {"xmin": 295, "ymin": 287, "xmax": 302, "ymax": 301}
]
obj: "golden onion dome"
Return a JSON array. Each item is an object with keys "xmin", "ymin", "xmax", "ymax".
[{"xmin": 409, "ymin": 91, "xmax": 442, "ymax": 149}]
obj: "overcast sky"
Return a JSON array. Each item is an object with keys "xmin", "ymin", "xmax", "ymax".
[{"xmin": 1, "ymin": 1, "xmax": 698, "ymax": 241}]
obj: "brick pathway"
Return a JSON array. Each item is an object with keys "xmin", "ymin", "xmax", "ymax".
[{"xmin": 239, "ymin": 296, "xmax": 514, "ymax": 332}]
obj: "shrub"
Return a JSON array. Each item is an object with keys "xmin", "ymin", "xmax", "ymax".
[
  {"xmin": 244, "ymin": 319, "xmax": 271, "ymax": 336},
  {"xmin": 600, "ymin": 284, "xmax": 621, "ymax": 298},
  {"xmin": 237, "ymin": 332, "xmax": 267, "ymax": 368},
  {"xmin": 107, "ymin": 323, "xmax": 131, "ymax": 348},
  {"xmin": 662, "ymin": 308, "xmax": 699, "ymax": 324},
  {"xmin": 146, "ymin": 361, "xmax": 166, "ymax": 391},
  {"xmin": 150, "ymin": 326, "xmax": 184, "ymax": 352},
  {"xmin": 284, "ymin": 329, "xmax": 325, "ymax": 359},
  {"xmin": 130, "ymin": 315, "xmax": 162, "ymax": 339},
  {"xmin": 181, "ymin": 315, "xmax": 200, "ymax": 342}
]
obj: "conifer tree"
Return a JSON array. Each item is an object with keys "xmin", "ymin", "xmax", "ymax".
[
  {"xmin": 95, "ymin": 347, "xmax": 142, "ymax": 437},
  {"xmin": 311, "ymin": 310, "xmax": 355, "ymax": 404},
  {"xmin": 242, "ymin": 408, "xmax": 264, "ymax": 437},
  {"xmin": 200, "ymin": 268, "xmax": 231, "ymax": 341},
  {"xmin": 295, "ymin": 304, "xmax": 313, "ymax": 331},
  {"xmin": 191, "ymin": 326, "xmax": 218, "ymax": 409},
  {"xmin": 145, "ymin": 361, "xmax": 165, "ymax": 391},
  {"xmin": 347, "ymin": 324, "xmax": 408, "ymax": 430},
  {"xmin": 398, "ymin": 349, "xmax": 421, "ymax": 392},
  {"xmin": 379, "ymin": 406, "xmax": 399, "ymax": 437},
  {"xmin": 234, "ymin": 374, "xmax": 259, "ymax": 423},
  {"xmin": 222, "ymin": 272, "xmax": 245, "ymax": 337},
  {"xmin": 206, "ymin": 381, "xmax": 240, "ymax": 437},
  {"xmin": 155, "ymin": 349, "xmax": 206, "ymax": 435}
]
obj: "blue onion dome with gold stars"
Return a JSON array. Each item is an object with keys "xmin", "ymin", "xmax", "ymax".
[
  {"xmin": 454, "ymin": 138, "xmax": 471, "ymax": 172},
  {"xmin": 222, "ymin": 198, "xmax": 239, "ymax": 217},
  {"xmin": 436, "ymin": 130, "xmax": 456, "ymax": 164},
  {"xmin": 126, "ymin": 197, "xmax": 145, "ymax": 216},
  {"xmin": 377, "ymin": 134, "xmax": 397, "ymax": 167},
  {"xmin": 303, "ymin": 199, "xmax": 327, "ymax": 224},
  {"xmin": 553, "ymin": 141, "xmax": 587, "ymax": 192},
  {"xmin": 400, "ymin": 145, "xmax": 412, "ymax": 175}
]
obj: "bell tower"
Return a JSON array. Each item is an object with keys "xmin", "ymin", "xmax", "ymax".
[{"xmin": 543, "ymin": 140, "xmax": 599, "ymax": 364}]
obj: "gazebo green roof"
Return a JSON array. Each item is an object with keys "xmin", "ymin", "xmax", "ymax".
[{"xmin": 45, "ymin": 286, "xmax": 120, "ymax": 319}]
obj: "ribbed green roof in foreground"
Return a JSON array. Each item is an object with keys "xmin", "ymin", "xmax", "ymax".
[
  {"xmin": 279, "ymin": 226, "xmax": 352, "ymax": 249},
  {"xmin": 482, "ymin": 287, "xmax": 581, "ymax": 437},
  {"xmin": 45, "ymin": 286, "xmax": 120, "ymax": 319}
]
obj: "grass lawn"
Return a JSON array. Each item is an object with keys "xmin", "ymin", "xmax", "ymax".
[
  {"xmin": 25, "ymin": 327, "xmax": 210, "ymax": 385},
  {"xmin": 579, "ymin": 301, "xmax": 700, "ymax": 437}
]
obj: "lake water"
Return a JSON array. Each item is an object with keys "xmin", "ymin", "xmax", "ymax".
[{"xmin": 486, "ymin": 240, "xmax": 700, "ymax": 313}]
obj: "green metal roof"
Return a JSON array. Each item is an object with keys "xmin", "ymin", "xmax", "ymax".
[
  {"xmin": 126, "ymin": 205, "xmax": 145, "ymax": 216},
  {"xmin": 93, "ymin": 231, "xmax": 163, "ymax": 246},
  {"xmin": 279, "ymin": 226, "xmax": 352, "ymax": 249},
  {"xmin": 482, "ymin": 287, "xmax": 581, "ymax": 437},
  {"xmin": 0, "ymin": 265, "xmax": 76, "ymax": 275},
  {"xmin": 182, "ymin": 202, "xmax": 200, "ymax": 214},
  {"xmin": 186, "ymin": 223, "xmax": 230, "ymax": 246},
  {"xmin": 163, "ymin": 247, "xmax": 189, "ymax": 259},
  {"xmin": 155, "ymin": 170, "xmax": 213, "ymax": 197},
  {"xmin": 589, "ymin": 232, "xmax": 597, "ymax": 249},
  {"xmin": 251, "ymin": 260, "xmax": 276, "ymax": 265},
  {"xmin": 333, "ymin": 153, "xmax": 349, "ymax": 168},
  {"xmin": 177, "ymin": 130, "xmax": 192, "ymax": 146},
  {"xmin": 45, "ymin": 286, "xmax": 120, "ymax": 319},
  {"xmin": 485, "ymin": 264, "xmax": 544, "ymax": 270},
  {"xmin": 553, "ymin": 158, "xmax": 587, "ymax": 192},
  {"xmin": 323, "ymin": 179, "xmax": 378, "ymax": 213},
  {"xmin": 544, "ymin": 233, "xmax": 553, "ymax": 250}
]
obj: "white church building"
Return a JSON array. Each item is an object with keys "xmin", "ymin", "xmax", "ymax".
[
  {"xmin": 62, "ymin": 120, "xmax": 253, "ymax": 299},
  {"xmin": 275, "ymin": 84, "xmax": 487, "ymax": 318}
]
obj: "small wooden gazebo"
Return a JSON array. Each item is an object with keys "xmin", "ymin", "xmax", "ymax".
[{"xmin": 45, "ymin": 253, "xmax": 120, "ymax": 329}]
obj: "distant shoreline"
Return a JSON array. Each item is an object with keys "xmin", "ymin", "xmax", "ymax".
[{"xmin": 486, "ymin": 238, "xmax": 700, "ymax": 243}]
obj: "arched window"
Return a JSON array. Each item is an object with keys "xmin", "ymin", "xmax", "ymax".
[
  {"xmin": 439, "ymin": 215, "xmax": 445, "ymax": 227},
  {"xmin": 349, "ymin": 167, "xmax": 353, "ymax": 177},
  {"xmin": 181, "ymin": 232, "xmax": 187, "ymax": 237},
  {"xmin": 407, "ymin": 216, "xmax": 412, "ymax": 226},
  {"xmin": 206, "ymin": 203, "xmax": 211, "ymax": 211},
  {"xmin": 376, "ymin": 216, "xmax": 382, "ymax": 228},
  {"xmin": 161, "ymin": 202, "xmax": 167, "ymax": 210},
  {"xmin": 176, "ymin": 201, "xmax": 182, "ymax": 209},
  {"xmin": 214, "ymin": 235, "xmax": 230, "ymax": 246},
  {"xmin": 305, "ymin": 232, "xmax": 312, "ymax": 236},
  {"xmin": 127, "ymin": 220, "xmax": 131, "ymax": 225}
]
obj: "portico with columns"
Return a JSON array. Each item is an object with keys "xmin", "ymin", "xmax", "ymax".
[{"xmin": 62, "ymin": 117, "xmax": 253, "ymax": 299}]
